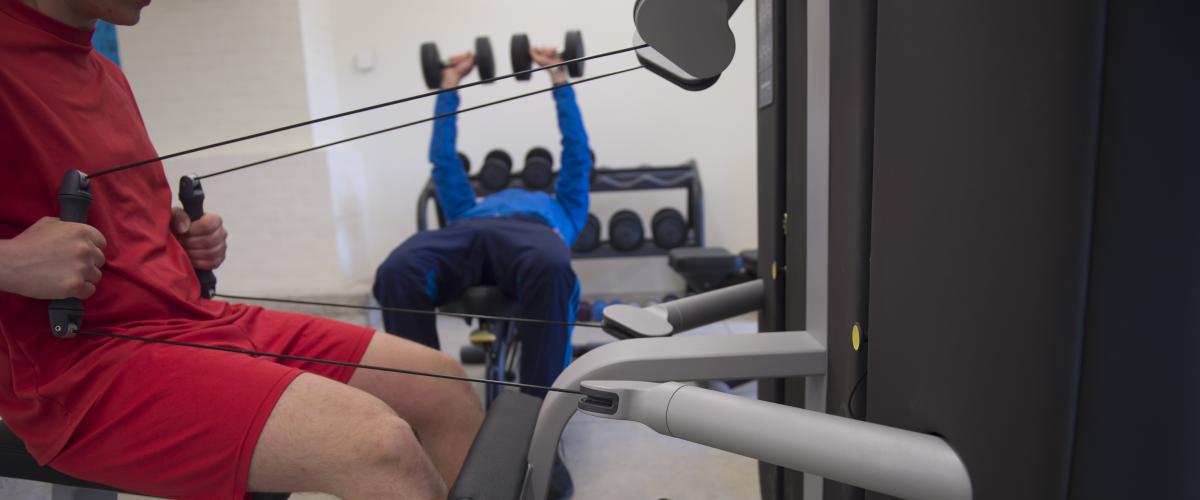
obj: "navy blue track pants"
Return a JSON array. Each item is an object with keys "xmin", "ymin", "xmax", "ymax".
[{"xmin": 373, "ymin": 217, "xmax": 579, "ymax": 397}]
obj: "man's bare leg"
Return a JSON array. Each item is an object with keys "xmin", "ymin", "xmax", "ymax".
[
  {"xmin": 348, "ymin": 332, "xmax": 485, "ymax": 484},
  {"xmin": 247, "ymin": 372, "xmax": 445, "ymax": 499}
]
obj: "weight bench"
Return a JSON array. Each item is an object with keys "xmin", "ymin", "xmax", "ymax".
[
  {"xmin": 0, "ymin": 421, "xmax": 293, "ymax": 499},
  {"xmin": 667, "ymin": 247, "xmax": 742, "ymax": 293},
  {"xmin": 0, "ymin": 422, "xmax": 114, "ymax": 493},
  {"xmin": 2, "ymin": 392, "xmax": 541, "ymax": 500},
  {"xmin": 439, "ymin": 285, "xmax": 521, "ymax": 406}
]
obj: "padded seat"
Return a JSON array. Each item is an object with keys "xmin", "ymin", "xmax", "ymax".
[
  {"xmin": 0, "ymin": 421, "xmax": 114, "ymax": 490},
  {"xmin": 448, "ymin": 391, "xmax": 543, "ymax": 500},
  {"xmin": 0, "ymin": 421, "xmax": 293, "ymax": 498},
  {"xmin": 440, "ymin": 286, "xmax": 519, "ymax": 318},
  {"xmin": 668, "ymin": 247, "xmax": 740, "ymax": 293},
  {"xmin": 740, "ymin": 249, "xmax": 759, "ymax": 278}
]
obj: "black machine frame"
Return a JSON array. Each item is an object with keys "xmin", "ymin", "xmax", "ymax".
[{"xmin": 759, "ymin": 0, "xmax": 1199, "ymax": 499}]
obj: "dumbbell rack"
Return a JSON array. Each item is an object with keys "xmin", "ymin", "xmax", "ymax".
[
  {"xmin": 416, "ymin": 161, "xmax": 705, "ymax": 259},
  {"xmin": 574, "ymin": 162, "xmax": 704, "ymax": 259}
]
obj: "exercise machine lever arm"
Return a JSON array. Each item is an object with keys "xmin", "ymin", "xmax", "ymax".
[
  {"xmin": 579, "ymin": 380, "xmax": 973, "ymax": 500},
  {"xmin": 602, "ymin": 279, "xmax": 763, "ymax": 338}
]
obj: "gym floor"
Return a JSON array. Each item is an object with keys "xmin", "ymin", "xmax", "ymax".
[{"xmin": 106, "ymin": 312, "xmax": 762, "ymax": 500}]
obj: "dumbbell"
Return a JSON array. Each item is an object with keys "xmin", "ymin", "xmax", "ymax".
[
  {"xmin": 577, "ymin": 301, "xmax": 593, "ymax": 323},
  {"xmin": 573, "ymin": 213, "xmax": 602, "ymax": 253},
  {"xmin": 591, "ymin": 300, "xmax": 608, "ymax": 322},
  {"xmin": 608, "ymin": 210, "xmax": 645, "ymax": 252},
  {"xmin": 479, "ymin": 149, "xmax": 512, "ymax": 192},
  {"xmin": 511, "ymin": 30, "xmax": 585, "ymax": 81},
  {"xmin": 457, "ymin": 151, "xmax": 471, "ymax": 174},
  {"xmin": 651, "ymin": 208, "xmax": 688, "ymax": 249},
  {"xmin": 522, "ymin": 147, "xmax": 554, "ymax": 189},
  {"xmin": 420, "ymin": 37, "xmax": 496, "ymax": 90}
]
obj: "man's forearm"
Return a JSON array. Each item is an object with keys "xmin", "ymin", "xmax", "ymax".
[
  {"xmin": 552, "ymin": 86, "xmax": 593, "ymax": 231},
  {"xmin": 429, "ymin": 92, "xmax": 477, "ymax": 219},
  {"xmin": 553, "ymin": 86, "xmax": 589, "ymax": 158}
]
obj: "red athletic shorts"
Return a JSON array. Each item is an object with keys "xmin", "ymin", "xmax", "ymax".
[{"xmin": 44, "ymin": 305, "xmax": 375, "ymax": 499}]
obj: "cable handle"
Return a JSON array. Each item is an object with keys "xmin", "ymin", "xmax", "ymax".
[
  {"xmin": 178, "ymin": 175, "xmax": 217, "ymax": 299},
  {"xmin": 49, "ymin": 169, "xmax": 92, "ymax": 338}
]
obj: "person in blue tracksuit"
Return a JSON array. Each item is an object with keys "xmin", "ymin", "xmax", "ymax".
[{"xmin": 374, "ymin": 47, "xmax": 591, "ymax": 400}]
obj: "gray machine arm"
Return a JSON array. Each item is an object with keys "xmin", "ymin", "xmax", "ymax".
[
  {"xmin": 603, "ymin": 279, "xmax": 764, "ymax": 338},
  {"xmin": 526, "ymin": 331, "xmax": 826, "ymax": 500},
  {"xmin": 579, "ymin": 381, "xmax": 973, "ymax": 500}
]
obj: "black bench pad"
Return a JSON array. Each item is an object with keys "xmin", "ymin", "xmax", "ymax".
[
  {"xmin": 448, "ymin": 391, "xmax": 543, "ymax": 500},
  {"xmin": 0, "ymin": 421, "xmax": 116, "ymax": 490}
]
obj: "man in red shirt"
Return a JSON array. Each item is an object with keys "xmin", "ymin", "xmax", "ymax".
[{"xmin": 0, "ymin": 0, "xmax": 483, "ymax": 498}]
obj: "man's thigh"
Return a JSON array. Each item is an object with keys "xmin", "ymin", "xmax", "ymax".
[
  {"xmin": 346, "ymin": 331, "xmax": 479, "ymax": 427},
  {"xmin": 47, "ymin": 343, "xmax": 308, "ymax": 499},
  {"xmin": 238, "ymin": 305, "xmax": 375, "ymax": 384},
  {"xmin": 377, "ymin": 224, "xmax": 486, "ymax": 303},
  {"xmin": 247, "ymin": 372, "xmax": 443, "ymax": 497}
]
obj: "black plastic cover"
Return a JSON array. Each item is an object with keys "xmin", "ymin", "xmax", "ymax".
[
  {"xmin": 668, "ymin": 247, "xmax": 736, "ymax": 271},
  {"xmin": 448, "ymin": 392, "xmax": 544, "ymax": 500}
]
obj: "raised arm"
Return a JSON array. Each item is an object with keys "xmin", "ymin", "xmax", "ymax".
[
  {"xmin": 429, "ymin": 53, "xmax": 478, "ymax": 221},
  {"xmin": 530, "ymin": 47, "xmax": 592, "ymax": 239},
  {"xmin": 550, "ymin": 86, "xmax": 591, "ymax": 233}
]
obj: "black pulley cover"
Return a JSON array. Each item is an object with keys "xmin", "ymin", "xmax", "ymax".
[
  {"xmin": 608, "ymin": 210, "xmax": 645, "ymax": 252},
  {"xmin": 480, "ymin": 149, "xmax": 513, "ymax": 192},
  {"xmin": 651, "ymin": 208, "xmax": 688, "ymax": 249},
  {"xmin": 511, "ymin": 33, "xmax": 532, "ymax": 81},
  {"xmin": 522, "ymin": 147, "xmax": 554, "ymax": 189},
  {"xmin": 573, "ymin": 213, "xmax": 602, "ymax": 253},
  {"xmin": 420, "ymin": 42, "xmax": 443, "ymax": 89}
]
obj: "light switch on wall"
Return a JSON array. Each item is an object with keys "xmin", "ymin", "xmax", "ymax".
[{"xmin": 353, "ymin": 50, "xmax": 376, "ymax": 73}]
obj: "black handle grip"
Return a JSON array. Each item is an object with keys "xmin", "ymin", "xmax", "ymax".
[
  {"xmin": 49, "ymin": 170, "xmax": 92, "ymax": 338},
  {"xmin": 179, "ymin": 175, "xmax": 217, "ymax": 299}
]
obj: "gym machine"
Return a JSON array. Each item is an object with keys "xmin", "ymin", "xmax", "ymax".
[
  {"xmin": 452, "ymin": 0, "xmax": 1199, "ymax": 499},
  {"xmin": 5, "ymin": 0, "xmax": 1194, "ymax": 498}
]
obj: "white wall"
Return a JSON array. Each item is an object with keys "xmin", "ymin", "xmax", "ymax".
[{"xmin": 118, "ymin": 0, "xmax": 758, "ymax": 298}]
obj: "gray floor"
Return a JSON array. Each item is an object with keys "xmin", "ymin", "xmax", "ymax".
[{"xmin": 8, "ymin": 308, "xmax": 763, "ymax": 500}]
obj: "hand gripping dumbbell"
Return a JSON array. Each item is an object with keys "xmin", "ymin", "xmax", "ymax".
[
  {"xmin": 419, "ymin": 37, "xmax": 496, "ymax": 89},
  {"xmin": 510, "ymin": 30, "xmax": 584, "ymax": 81}
]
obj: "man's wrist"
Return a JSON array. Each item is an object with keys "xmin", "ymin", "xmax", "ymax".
[
  {"xmin": 549, "ymin": 69, "xmax": 568, "ymax": 85},
  {"xmin": 441, "ymin": 68, "xmax": 461, "ymax": 89}
]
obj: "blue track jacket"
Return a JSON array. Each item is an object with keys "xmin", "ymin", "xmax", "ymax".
[{"xmin": 428, "ymin": 86, "xmax": 592, "ymax": 244}]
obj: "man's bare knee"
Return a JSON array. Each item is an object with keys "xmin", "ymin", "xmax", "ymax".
[
  {"xmin": 421, "ymin": 349, "xmax": 476, "ymax": 400},
  {"xmin": 362, "ymin": 413, "xmax": 417, "ymax": 466},
  {"xmin": 362, "ymin": 415, "xmax": 446, "ymax": 496}
]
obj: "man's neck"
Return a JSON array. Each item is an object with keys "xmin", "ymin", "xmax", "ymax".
[{"xmin": 21, "ymin": 0, "xmax": 98, "ymax": 29}]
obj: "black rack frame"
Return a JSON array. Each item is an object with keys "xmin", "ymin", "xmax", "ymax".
[{"xmin": 417, "ymin": 161, "xmax": 705, "ymax": 259}]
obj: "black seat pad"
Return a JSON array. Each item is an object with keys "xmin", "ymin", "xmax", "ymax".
[
  {"xmin": 668, "ymin": 247, "xmax": 738, "ymax": 272},
  {"xmin": 440, "ymin": 286, "xmax": 519, "ymax": 317},
  {"xmin": 0, "ymin": 421, "xmax": 117, "ymax": 490},
  {"xmin": 448, "ymin": 391, "xmax": 543, "ymax": 500}
]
